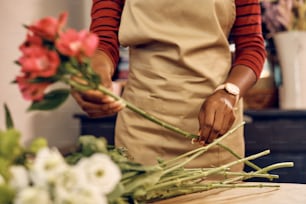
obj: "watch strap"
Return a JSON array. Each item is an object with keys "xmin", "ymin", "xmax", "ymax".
[{"xmin": 215, "ymin": 83, "xmax": 240, "ymax": 107}]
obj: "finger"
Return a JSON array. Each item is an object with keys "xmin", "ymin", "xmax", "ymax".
[
  {"xmin": 219, "ymin": 99, "xmax": 236, "ymax": 135},
  {"xmin": 84, "ymin": 101, "xmax": 124, "ymax": 118},
  {"xmin": 71, "ymin": 90, "xmax": 84, "ymax": 105},
  {"xmin": 199, "ymin": 111, "xmax": 214, "ymax": 144},
  {"xmin": 79, "ymin": 90, "xmax": 106, "ymax": 104},
  {"xmin": 206, "ymin": 107, "xmax": 224, "ymax": 143},
  {"xmin": 83, "ymin": 100, "xmax": 123, "ymax": 113}
]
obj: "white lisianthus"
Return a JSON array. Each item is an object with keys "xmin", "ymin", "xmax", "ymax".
[
  {"xmin": 14, "ymin": 187, "xmax": 52, "ymax": 204},
  {"xmin": 54, "ymin": 186, "xmax": 107, "ymax": 204},
  {"xmin": 76, "ymin": 153, "xmax": 121, "ymax": 194},
  {"xmin": 54, "ymin": 166, "xmax": 88, "ymax": 192},
  {"xmin": 30, "ymin": 147, "xmax": 68, "ymax": 187},
  {"xmin": 9, "ymin": 165, "xmax": 30, "ymax": 191}
]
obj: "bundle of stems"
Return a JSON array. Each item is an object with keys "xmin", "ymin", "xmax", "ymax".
[{"xmin": 70, "ymin": 123, "xmax": 294, "ymax": 204}]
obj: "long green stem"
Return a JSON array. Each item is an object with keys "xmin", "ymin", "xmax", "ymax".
[
  {"xmin": 144, "ymin": 183, "xmax": 281, "ymax": 202},
  {"xmin": 97, "ymin": 85, "xmax": 199, "ymax": 139},
  {"xmin": 220, "ymin": 162, "xmax": 294, "ymax": 185},
  {"xmin": 217, "ymin": 143, "xmax": 262, "ymax": 171},
  {"xmin": 147, "ymin": 150, "xmax": 271, "ymax": 192},
  {"xmin": 141, "ymin": 153, "xmax": 291, "ymax": 202},
  {"xmin": 160, "ymin": 122, "xmax": 245, "ymax": 168},
  {"xmin": 158, "ymin": 169, "xmax": 279, "ymax": 185},
  {"xmin": 66, "ymin": 79, "xmax": 199, "ymax": 139}
]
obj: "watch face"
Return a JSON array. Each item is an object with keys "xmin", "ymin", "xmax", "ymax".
[{"xmin": 226, "ymin": 83, "xmax": 240, "ymax": 95}]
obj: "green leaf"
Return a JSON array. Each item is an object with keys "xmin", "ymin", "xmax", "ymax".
[
  {"xmin": 29, "ymin": 76, "xmax": 58, "ymax": 83},
  {"xmin": 0, "ymin": 129, "xmax": 22, "ymax": 161},
  {"xmin": 4, "ymin": 103, "xmax": 14, "ymax": 130},
  {"xmin": 27, "ymin": 89, "xmax": 70, "ymax": 111},
  {"xmin": 78, "ymin": 136, "xmax": 108, "ymax": 156},
  {"xmin": 27, "ymin": 137, "xmax": 48, "ymax": 154},
  {"xmin": 107, "ymin": 182, "xmax": 126, "ymax": 202},
  {"xmin": 124, "ymin": 169, "xmax": 164, "ymax": 195},
  {"xmin": 0, "ymin": 158, "xmax": 11, "ymax": 181},
  {"xmin": 0, "ymin": 184, "xmax": 15, "ymax": 204}
]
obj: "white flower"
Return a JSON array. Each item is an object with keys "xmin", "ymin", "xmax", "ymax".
[
  {"xmin": 9, "ymin": 165, "xmax": 30, "ymax": 191},
  {"xmin": 54, "ymin": 166, "xmax": 88, "ymax": 192},
  {"xmin": 54, "ymin": 186, "xmax": 107, "ymax": 204},
  {"xmin": 30, "ymin": 147, "xmax": 68, "ymax": 187},
  {"xmin": 76, "ymin": 153, "xmax": 121, "ymax": 194},
  {"xmin": 14, "ymin": 187, "xmax": 52, "ymax": 204}
]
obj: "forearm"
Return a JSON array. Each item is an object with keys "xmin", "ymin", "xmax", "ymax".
[
  {"xmin": 90, "ymin": 0, "xmax": 124, "ymax": 68},
  {"xmin": 225, "ymin": 65, "xmax": 257, "ymax": 99},
  {"xmin": 227, "ymin": 0, "xmax": 267, "ymax": 98}
]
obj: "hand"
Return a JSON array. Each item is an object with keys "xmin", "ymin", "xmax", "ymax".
[
  {"xmin": 197, "ymin": 90, "xmax": 237, "ymax": 145},
  {"xmin": 71, "ymin": 50, "xmax": 124, "ymax": 118}
]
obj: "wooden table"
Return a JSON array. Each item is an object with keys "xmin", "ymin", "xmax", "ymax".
[{"xmin": 154, "ymin": 182, "xmax": 306, "ymax": 204}]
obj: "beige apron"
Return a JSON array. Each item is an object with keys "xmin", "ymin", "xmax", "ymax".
[{"xmin": 115, "ymin": 0, "xmax": 244, "ymax": 171}]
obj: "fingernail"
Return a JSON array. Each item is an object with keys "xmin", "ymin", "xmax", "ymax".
[
  {"xmin": 106, "ymin": 96, "xmax": 115, "ymax": 102},
  {"xmin": 199, "ymin": 141, "xmax": 205, "ymax": 146},
  {"xmin": 191, "ymin": 138, "xmax": 197, "ymax": 144}
]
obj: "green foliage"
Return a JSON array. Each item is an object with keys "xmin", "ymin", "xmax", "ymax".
[
  {"xmin": 4, "ymin": 104, "xmax": 14, "ymax": 130},
  {"xmin": 27, "ymin": 89, "xmax": 70, "ymax": 111},
  {"xmin": 0, "ymin": 158, "xmax": 11, "ymax": 181},
  {"xmin": 0, "ymin": 129, "xmax": 22, "ymax": 161},
  {"xmin": 27, "ymin": 137, "xmax": 48, "ymax": 154},
  {"xmin": 0, "ymin": 185, "xmax": 14, "ymax": 204}
]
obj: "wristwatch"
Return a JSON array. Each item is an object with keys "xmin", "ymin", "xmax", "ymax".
[{"xmin": 215, "ymin": 83, "xmax": 240, "ymax": 106}]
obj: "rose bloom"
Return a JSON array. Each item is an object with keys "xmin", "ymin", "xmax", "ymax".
[
  {"xmin": 16, "ymin": 74, "xmax": 50, "ymax": 101},
  {"xmin": 19, "ymin": 33, "xmax": 43, "ymax": 52},
  {"xmin": 56, "ymin": 29, "xmax": 98, "ymax": 60},
  {"xmin": 18, "ymin": 46, "xmax": 60, "ymax": 78},
  {"xmin": 27, "ymin": 12, "xmax": 67, "ymax": 41}
]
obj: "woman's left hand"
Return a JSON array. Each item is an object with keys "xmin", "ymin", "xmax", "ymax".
[{"xmin": 198, "ymin": 90, "xmax": 237, "ymax": 145}]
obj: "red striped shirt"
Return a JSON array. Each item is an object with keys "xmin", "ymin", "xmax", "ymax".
[
  {"xmin": 231, "ymin": 0, "xmax": 266, "ymax": 78},
  {"xmin": 90, "ymin": 0, "xmax": 266, "ymax": 78}
]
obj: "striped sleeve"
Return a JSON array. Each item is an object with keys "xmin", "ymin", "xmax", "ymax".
[
  {"xmin": 231, "ymin": 0, "xmax": 267, "ymax": 79},
  {"xmin": 90, "ymin": 0, "xmax": 124, "ymax": 67}
]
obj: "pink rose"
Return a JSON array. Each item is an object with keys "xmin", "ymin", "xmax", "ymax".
[
  {"xmin": 28, "ymin": 12, "xmax": 68, "ymax": 41},
  {"xmin": 56, "ymin": 29, "xmax": 98, "ymax": 60},
  {"xmin": 18, "ymin": 46, "xmax": 60, "ymax": 78},
  {"xmin": 16, "ymin": 74, "xmax": 50, "ymax": 101},
  {"xmin": 19, "ymin": 33, "xmax": 43, "ymax": 51}
]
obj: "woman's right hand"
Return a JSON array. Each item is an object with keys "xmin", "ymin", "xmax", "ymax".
[{"xmin": 71, "ymin": 50, "xmax": 125, "ymax": 118}]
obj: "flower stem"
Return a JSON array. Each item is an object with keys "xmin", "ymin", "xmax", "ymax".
[
  {"xmin": 217, "ymin": 143, "xmax": 262, "ymax": 171},
  {"xmin": 147, "ymin": 150, "xmax": 271, "ymax": 192},
  {"xmin": 96, "ymin": 84, "xmax": 199, "ymax": 139},
  {"xmin": 160, "ymin": 122, "xmax": 245, "ymax": 169}
]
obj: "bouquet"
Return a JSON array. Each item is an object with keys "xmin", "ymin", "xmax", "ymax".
[{"xmin": 0, "ymin": 12, "xmax": 294, "ymax": 204}]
